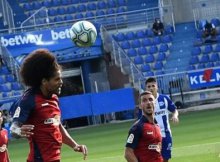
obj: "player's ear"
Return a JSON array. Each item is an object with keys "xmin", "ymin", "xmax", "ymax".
[{"xmin": 41, "ymin": 78, "xmax": 47, "ymax": 86}]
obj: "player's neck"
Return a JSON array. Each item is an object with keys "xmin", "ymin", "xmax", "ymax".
[
  {"xmin": 40, "ymin": 86, "xmax": 52, "ymax": 98},
  {"xmin": 145, "ymin": 115, "xmax": 154, "ymax": 123}
]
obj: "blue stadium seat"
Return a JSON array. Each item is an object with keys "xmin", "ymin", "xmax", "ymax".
[
  {"xmin": 0, "ymin": 75, "xmax": 5, "ymax": 84},
  {"xmin": 85, "ymin": 11, "xmax": 95, "ymax": 18},
  {"xmin": 152, "ymin": 36, "xmax": 161, "ymax": 45},
  {"xmin": 134, "ymin": 56, "xmax": 144, "ymax": 65},
  {"xmin": 42, "ymin": 0, "xmax": 52, "ymax": 7},
  {"xmin": 197, "ymin": 63, "xmax": 205, "ymax": 69},
  {"xmin": 157, "ymin": 52, "xmax": 166, "ymax": 61},
  {"xmin": 189, "ymin": 56, "xmax": 199, "ymax": 65},
  {"xmin": 33, "ymin": 1, "xmax": 42, "ymax": 10},
  {"xmin": 114, "ymin": 32, "xmax": 125, "ymax": 41},
  {"xmin": 206, "ymin": 62, "xmax": 214, "ymax": 68},
  {"xmin": 155, "ymin": 70, "xmax": 164, "ymax": 76},
  {"xmin": 127, "ymin": 48, "xmax": 137, "ymax": 57},
  {"xmin": 188, "ymin": 65, "xmax": 196, "ymax": 70},
  {"xmin": 5, "ymin": 74, "xmax": 15, "ymax": 82},
  {"xmin": 77, "ymin": 4, "xmax": 86, "ymax": 12},
  {"xmin": 67, "ymin": 6, "xmax": 77, "ymax": 14},
  {"xmin": 140, "ymin": 64, "xmax": 151, "ymax": 72},
  {"xmin": 161, "ymin": 35, "xmax": 172, "ymax": 43},
  {"xmin": 145, "ymin": 55, "xmax": 155, "ymax": 63},
  {"xmin": 107, "ymin": 0, "xmax": 117, "ymax": 8},
  {"xmin": 11, "ymin": 82, "xmax": 22, "ymax": 90},
  {"xmin": 64, "ymin": 15, "xmax": 74, "ymax": 21},
  {"xmin": 142, "ymin": 38, "xmax": 152, "ymax": 46},
  {"xmin": 120, "ymin": 41, "xmax": 130, "ymax": 49},
  {"xmin": 191, "ymin": 47, "xmax": 201, "ymax": 56},
  {"xmin": 153, "ymin": 61, "xmax": 163, "ymax": 70},
  {"xmin": 0, "ymin": 66, "xmax": 10, "ymax": 75},
  {"xmin": 138, "ymin": 47, "xmax": 148, "ymax": 56},
  {"xmin": 210, "ymin": 53, "xmax": 219, "ymax": 62},
  {"xmin": 125, "ymin": 31, "xmax": 136, "ymax": 40},
  {"xmin": 0, "ymin": 84, "xmax": 11, "ymax": 92},
  {"xmin": 148, "ymin": 45, "xmax": 158, "ymax": 55},
  {"xmin": 87, "ymin": 3, "xmax": 97, "ymax": 11},
  {"xmin": 52, "ymin": 0, "xmax": 61, "ymax": 6},
  {"xmin": 71, "ymin": 0, "xmax": 80, "ymax": 4},
  {"xmin": 22, "ymin": 3, "xmax": 33, "ymax": 11},
  {"xmin": 214, "ymin": 44, "xmax": 220, "ymax": 52},
  {"xmin": 203, "ymin": 45, "xmax": 213, "ymax": 54},
  {"xmin": 136, "ymin": 30, "xmax": 146, "ymax": 39},
  {"xmin": 96, "ymin": 10, "xmax": 105, "ymax": 16},
  {"xmin": 62, "ymin": 0, "xmax": 71, "ymax": 5},
  {"xmin": 117, "ymin": 7, "xmax": 126, "ymax": 13},
  {"xmin": 165, "ymin": 25, "xmax": 174, "ymax": 34},
  {"xmin": 57, "ymin": 7, "xmax": 66, "ymax": 15},
  {"xmin": 200, "ymin": 55, "xmax": 210, "ymax": 63},
  {"xmin": 215, "ymin": 61, "xmax": 220, "ymax": 66},
  {"xmin": 75, "ymin": 13, "xmax": 84, "ymax": 19},
  {"xmin": 97, "ymin": 1, "xmax": 107, "ymax": 9},
  {"xmin": 117, "ymin": 0, "xmax": 127, "ymax": 6},
  {"xmin": 48, "ymin": 8, "xmax": 58, "ymax": 16},
  {"xmin": 144, "ymin": 71, "xmax": 154, "ymax": 77},
  {"xmin": 54, "ymin": 16, "xmax": 63, "ymax": 22},
  {"xmin": 146, "ymin": 29, "xmax": 154, "ymax": 37},
  {"xmin": 159, "ymin": 44, "xmax": 169, "ymax": 52},
  {"xmin": 106, "ymin": 8, "xmax": 115, "ymax": 15},
  {"xmin": 131, "ymin": 39, "xmax": 141, "ymax": 48}
]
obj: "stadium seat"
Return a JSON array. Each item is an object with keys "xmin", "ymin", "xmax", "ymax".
[
  {"xmin": 117, "ymin": 0, "xmax": 127, "ymax": 6},
  {"xmin": 64, "ymin": 15, "xmax": 74, "ymax": 21},
  {"xmin": 140, "ymin": 64, "xmax": 151, "ymax": 72},
  {"xmin": 117, "ymin": 7, "xmax": 127, "ymax": 13},
  {"xmin": 161, "ymin": 35, "xmax": 172, "ymax": 43},
  {"xmin": 75, "ymin": 13, "xmax": 84, "ymax": 19},
  {"xmin": 61, "ymin": 0, "xmax": 71, "ymax": 5},
  {"xmin": 11, "ymin": 82, "xmax": 22, "ymax": 90},
  {"xmin": 0, "ymin": 66, "xmax": 10, "ymax": 75},
  {"xmin": 146, "ymin": 29, "xmax": 154, "ymax": 37},
  {"xmin": 85, "ymin": 11, "xmax": 95, "ymax": 18},
  {"xmin": 188, "ymin": 65, "xmax": 196, "ymax": 70},
  {"xmin": 153, "ymin": 61, "xmax": 163, "ymax": 70},
  {"xmin": 125, "ymin": 31, "xmax": 136, "ymax": 40},
  {"xmin": 57, "ymin": 7, "xmax": 66, "ymax": 15},
  {"xmin": 206, "ymin": 62, "xmax": 214, "ymax": 68},
  {"xmin": 203, "ymin": 45, "xmax": 213, "ymax": 54},
  {"xmin": 214, "ymin": 44, "xmax": 220, "ymax": 52},
  {"xmin": 127, "ymin": 48, "xmax": 137, "ymax": 57},
  {"xmin": 67, "ymin": 6, "xmax": 77, "ymax": 14},
  {"xmin": 136, "ymin": 30, "xmax": 146, "ymax": 39},
  {"xmin": 215, "ymin": 61, "xmax": 220, "ymax": 66},
  {"xmin": 148, "ymin": 45, "xmax": 158, "ymax": 55},
  {"xmin": 165, "ymin": 25, "xmax": 174, "ymax": 34},
  {"xmin": 142, "ymin": 38, "xmax": 152, "ymax": 46},
  {"xmin": 77, "ymin": 4, "xmax": 86, "ymax": 12},
  {"xmin": 191, "ymin": 47, "xmax": 201, "ymax": 56},
  {"xmin": 0, "ymin": 84, "xmax": 11, "ymax": 92},
  {"xmin": 138, "ymin": 47, "xmax": 148, "ymax": 56},
  {"xmin": 189, "ymin": 56, "xmax": 199, "ymax": 65},
  {"xmin": 52, "ymin": 0, "xmax": 61, "ymax": 7},
  {"xmin": 97, "ymin": 1, "xmax": 107, "ymax": 9},
  {"xmin": 54, "ymin": 16, "xmax": 63, "ymax": 22},
  {"xmin": 114, "ymin": 32, "xmax": 125, "ymax": 42},
  {"xmin": 157, "ymin": 52, "xmax": 166, "ymax": 61},
  {"xmin": 22, "ymin": 3, "xmax": 33, "ymax": 11},
  {"xmin": 144, "ymin": 71, "xmax": 154, "ymax": 77},
  {"xmin": 211, "ymin": 18, "xmax": 220, "ymax": 27},
  {"xmin": 87, "ymin": 3, "xmax": 97, "ymax": 11},
  {"xmin": 42, "ymin": 0, "xmax": 52, "ymax": 7},
  {"xmin": 107, "ymin": 0, "xmax": 117, "ymax": 8},
  {"xmin": 145, "ymin": 55, "xmax": 155, "ymax": 63},
  {"xmin": 48, "ymin": 8, "xmax": 58, "ymax": 16},
  {"xmin": 106, "ymin": 8, "xmax": 115, "ymax": 15},
  {"xmin": 0, "ymin": 75, "xmax": 5, "ymax": 84},
  {"xmin": 131, "ymin": 39, "xmax": 141, "ymax": 48},
  {"xmin": 96, "ymin": 10, "xmax": 105, "ymax": 16},
  {"xmin": 200, "ymin": 55, "xmax": 210, "ymax": 63},
  {"xmin": 120, "ymin": 41, "xmax": 130, "ymax": 49},
  {"xmin": 71, "ymin": 0, "xmax": 80, "ymax": 4},
  {"xmin": 33, "ymin": 1, "xmax": 42, "ymax": 10},
  {"xmin": 158, "ymin": 44, "xmax": 169, "ymax": 52},
  {"xmin": 210, "ymin": 53, "xmax": 220, "ymax": 62},
  {"xmin": 134, "ymin": 56, "xmax": 144, "ymax": 65},
  {"xmin": 155, "ymin": 70, "xmax": 164, "ymax": 76},
  {"xmin": 5, "ymin": 74, "xmax": 15, "ymax": 82},
  {"xmin": 152, "ymin": 36, "xmax": 161, "ymax": 45},
  {"xmin": 197, "ymin": 63, "xmax": 205, "ymax": 69}
]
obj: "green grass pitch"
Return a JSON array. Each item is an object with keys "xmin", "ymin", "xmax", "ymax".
[{"xmin": 8, "ymin": 108, "xmax": 220, "ymax": 162}]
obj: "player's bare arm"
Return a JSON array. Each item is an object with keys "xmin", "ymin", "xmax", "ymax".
[
  {"xmin": 10, "ymin": 121, "xmax": 34, "ymax": 138},
  {"xmin": 171, "ymin": 109, "xmax": 179, "ymax": 124},
  {"xmin": 124, "ymin": 147, "xmax": 138, "ymax": 162},
  {"xmin": 59, "ymin": 124, "xmax": 88, "ymax": 160}
]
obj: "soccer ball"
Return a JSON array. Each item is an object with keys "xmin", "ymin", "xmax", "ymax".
[{"xmin": 70, "ymin": 20, "xmax": 97, "ymax": 47}]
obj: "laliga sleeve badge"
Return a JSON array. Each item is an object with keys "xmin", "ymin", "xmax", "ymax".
[
  {"xmin": 13, "ymin": 106, "xmax": 21, "ymax": 118},
  {"xmin": 127, "ymin": 134, "xmax": 134, "ymax": 143}
]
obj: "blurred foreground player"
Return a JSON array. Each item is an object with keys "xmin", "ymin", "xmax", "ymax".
[
  {"xmin": 0, "ymin": 111, "xmax": 10, "ymax": 162},
  {"xmin": 125, "ymin": 91, "xmax": 163, "ymax": 162},
  {"xmin": 10, "ymin": 49, "xmax": 88, "ymax": 162}
]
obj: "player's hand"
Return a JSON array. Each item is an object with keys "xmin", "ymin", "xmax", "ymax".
[
  {"xmin": 171, "ymin": 115, "xmax": 179, "ymax": 124},
  {"xmin": 20, "ymin": 125, "xmax": 34, "ymax": 137},
  {"xmin": 73, "ymin": 144, "xmax": 88, "ymax": 160},
  {"xmin": 0, "ymin": 144, "xmax": 7, "ymax": 152}
]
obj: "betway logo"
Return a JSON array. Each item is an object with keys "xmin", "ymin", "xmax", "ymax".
[
  {"xmin": 190, "ymin": 72, "xmax": 220, "ymax": 85},
  {"xmin": 0, "ymin": 29, "xmax": 72, "ymax": 47}
]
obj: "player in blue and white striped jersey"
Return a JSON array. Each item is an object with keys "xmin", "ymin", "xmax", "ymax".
[{"xmin": 145, "ymin": 77, "xmax": 179, "ymax": 162}]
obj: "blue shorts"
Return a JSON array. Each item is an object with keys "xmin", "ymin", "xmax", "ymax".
[{"xmin": 162, "ymin": 135, "xmax": 172, "ymax": 160}]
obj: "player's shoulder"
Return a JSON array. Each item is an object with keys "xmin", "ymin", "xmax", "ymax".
[{"xmin": 158, "ymin": 93, "xmax": 171, "ymax": 100}]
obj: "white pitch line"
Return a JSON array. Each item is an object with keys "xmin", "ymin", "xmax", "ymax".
[{"xmin": 173, "ymin": 141, "xmax": 220, "ymax": 150}]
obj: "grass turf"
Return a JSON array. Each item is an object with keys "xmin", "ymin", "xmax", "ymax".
[{"xmin": 8, "ymin": 108, "xmax": 220, "ymax": 162}]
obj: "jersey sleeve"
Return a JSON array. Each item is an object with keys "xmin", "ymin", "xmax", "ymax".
[
  {"xmin": 165, "ymin": 95, "xmax": 176, "ymax": 112},
  {"xmin": 12, "ymin": 94, "xmax": 35, "ymax": 124},
  {"xmin": 125, "ymin": 123, "xmax": 142, "ymax": 149}
]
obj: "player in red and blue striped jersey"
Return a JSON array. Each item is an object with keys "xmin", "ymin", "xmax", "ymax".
[
  {"xmin": 10, "ymin": 49, "xmax": 88, "ymax": 162},
  {"xmin": 125, "ymin": 91, "xmax": 163, "ymax": 162},
  {"xmin": 145, "ymin": 77, "xmax": 179, "ymax": 162}
]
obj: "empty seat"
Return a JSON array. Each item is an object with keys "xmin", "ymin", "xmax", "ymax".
[
  {"xmin": 0, "ymin": 66, "xmax": 10, "ymax": 75},
  {"xmin": 165, "ymin": 25, "xmax": 174, "ymax": 34},
  {"xmin": 127, "ymin": 48, "xmax": 137, "ymax": 57},
  {"xmin": 96, "ymin": 10, "xmax": 105, "ymax": 16},
  {"xmin": 200, "ymin": 55, "xmax": 210, "ymax": 63},
  {"xmin": 57, "ymin": 7, "xmax": 66, "ymax": 15},
  {"xmin": 159, "ymin": 44, "xmax": 169, "ymax": 52},
  {"xmin": 48, "ymin": 8, "xmax": 58, "ymax": 16},
  {"xmin": 75, "ymin": 13, "xmax": 84, "ymax": 19},
  {"xmin": 152, "ymin": 36, "xmax": 161, "ymax": 45},
  {"xmin": 155, "ymin": 70, "xmax": 164, "ymax": 76},
  {"xmin": 77, "ymin": 4, "xmax": 86, "ymax": 12},
  {"xmin": 138, "ymin": 47, "xmax": 148, "ymax": 56},
  {"xmin": 87, "ymin": 3, "xmax": 97, "ymax": 11},
  {"xmin": 211, "ymin": 18, "xmax": 220, "ymax": 27},
  {"xmin": 190, "ymin": 56, "xmax": 199, "ymax": 65},
  {"xmin": 145, "ymin": 55, "xmax": 155, "ymax": 63},
  {"xmin": 120, "ymin": 41, "xmax": 130, "ymax": 49},
  {"xmin": 206, "ymin": 62, "xmax": 214, "ymax": 68},
  {"xmin": 11, "ymin": 82, "xmax": 22, "ymax": 90},
  {"xmin": 142, "ymin": 38, "xmax": 152, "ymax": 46},
  {"xmin": 136, "ymin": 30, "xmax": 146, "ymax": 39},
  {"xmin": 52, "ymin": 0, "xmax": 61, "ymax": 6},
  {"xmin": 64, "ymin": 15, "xmax": 74, "ymax": 21},
  {"xmin": 106, "ymin": 8, "xmax": 115, "ymax": 15},
  {"xmin": 117, "ymin": 6, "xmax": 126, "ymax": 13},
  {"xmin": 85, "ymin": 11, "xmax": 95, "ymax": 18},
  {"xmin": 203, "ymin": 45, "xmax": 213, "ymax": 54},
  {"xmin": 210, "ymin": 53, "xmax": 219, "ymax": 62},
  {"xmin": 161, "ymin": 35, "xmax": 172, "ymax": 43},
  {"xmin": 117, "ymin": 0, "xmax": 127, "ymax": 6},
  {"xmin": 0, "ymin": 84, "xmax": 11, "ymax": 92},
  {"xmin": 5, "ymin": 74, "xmax": 15, "ymax": 82},
  {"xmin": 214, "ymin": 44, "xmax": 220, "ymax": 52},
  {"xmin": 114, "ymin": 32, "xmax": 125, "ymax": 41},
  {"xmin": 157, "ymin": 52, "xmax": 166, "ymax": 61},
  {"xmin": 153, "ymin": 61, "xmax": 163, "ymax": 70},
  {"xmin": 33, "ymin": 1, "xmax": 42, "ymax": 9},
  {"xmin": 67, "ymin": 6, "xmax": 77, "ymax": 14},
  {"xmin": 107, "ymin": 0, "xmax": 117, "ymax": 7},
  {"xmin": 97, "ymin": 1, "xmax": 107, "ymax": 9},
  {"xmin": 197, "ymin": 63, "xmax": 205, "ymax": 69},
  {"xmin": 191, "ymin": 47, "xmax": 201, "ymax": 56},
  {"xmin": 0, "ymin": 75, "xmax": 5, "ymax": 84},
  {"xmin": 131, "ymin": 39, "xmax": 141, "ymax": 48},
  {"xmin": 148, "ymin": 45, "xmax": 158, "ymax": 54},
  {"xmin": 140, "ymin": 64, "xmax": 151, "ymax": 72},
  {"xmin": 146, "ymin": 29, "xmax": 154, "ymax": 37},
  {"xmin": 125, "ymin": 31, "xmax": 136, "ymax": 40},
  {"xmin": 188, "ymin": 65, "xmax": 196, "ymax": 70},
  {"xmin": 134, "ymin": 56, "xmax": 144, "ymax": 65},
  {"xmin": 42, "ymin": 0, "xmax": 52, "ymax": 7},
  {"xmin": 144, "ymin": 71, "xmax": 154, "ymax": 77}
]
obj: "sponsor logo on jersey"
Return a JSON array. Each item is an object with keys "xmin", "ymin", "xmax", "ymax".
[
  {"xmin": 127, "ymin": 134, "xmax": 134, "ymax": 143},
  {"xmin": 146, "ymin": 131, "xmax": 153, "ymax": 135},
  {"xmin": 148, "ymin": 143, "xmax": 161, "ymax": 153},
  {"xmin": 158, "ymin": 101, "xmax": 165, "ymax": 107},
  {"xmin": 44, "ymin": 115, "xmax": 60, "ymax": 126},
  {"xmin": 13, "ymin": 107, "xmax": 21, "ymax": 118},
  {"xmin": 155, "ymin": 110, "xmax": 165, "ymax": 116}
]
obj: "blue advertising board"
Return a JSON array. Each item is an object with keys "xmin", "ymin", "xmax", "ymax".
[
  {"xmin": 0, "ymin": 25, "xmax": 102, "ymax": 57},
  {"xmin": 188, "ymin": 68, "xmax": 220, "ymax": 89}
]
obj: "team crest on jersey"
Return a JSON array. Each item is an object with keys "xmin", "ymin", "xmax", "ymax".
[
  {"xmin": 146, "ymin": 131, "xmax": 153, "ymax": 135},
  {"xmin": 127, "ymin": 134, "xmax": 134, "ymax": 143},
  {"xmin": 13, "ymin": 107, "xmax": 21, "ymax": 118},
  {"xmin": 158, "ymin": 101, "xmax": 165, "ymax": 106}
]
